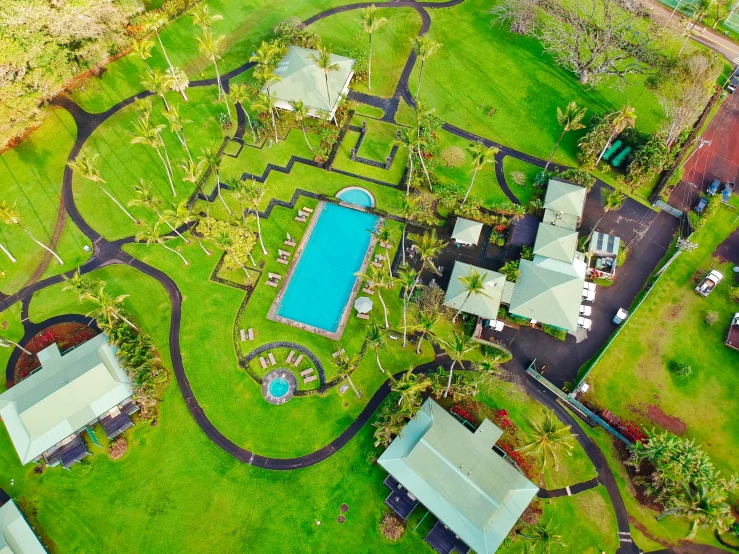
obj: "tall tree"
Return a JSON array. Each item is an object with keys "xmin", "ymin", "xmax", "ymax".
[
  {"xmin": 163, "ymin": 104, "xmax": 193, "ymax": 162},
  {"xmin": 595, "ymin": 104, "xmax": 636, "ymax": 165},
  {"xmin": 366, "ymin": 322, "xmax": 388, "ymax": 373},
  {"xmin": 373, "ymin": 224, "xmax": 394, "ymax": 270},
  {"xmin": 289, "ymin": 100, "xmax": 314, "ymax": 151},
  {"xmin": 141, "ymin": 12, "xmax": 188, "ymax": 101},
  {"xmin": 85, "ymin": 283, "xmax": 139, "ymax": 331},
  {"xmin": 136, "ymin": 223, "xmax": 189, "ymax": 266},
  {"xmin": 410, "ymin": 229, "xmax": 448, "ymax": 275},
  {"xmin": 165, "ymin": 66, "xmax": 190, "ymax": 102},
  {"xmin": 410, "ymin": 308, "xmax": 440, "ymax": 355},
  {"xmin": 251, "ymin": 92, "xmax": 280, "ymax": 143},
  {"xmin": 0, "ymin": 335, "xmax": 31, "ymax": 356},
  {"xmin": 0, "ymin": 201, "xmax": 63, "ymax": 265},
  {"xmin": 67, "ymin": 152, "xmax": 138, "ymax": 223},
  {"xmin": 361, "ymin": 5, "xmax": 388, "ymax": 90},
  {"xmin": 243, "ymin": 179, "xmax": 268, "ymax": 256},
  {"xmin": 212, "ymin": 230, "xmax": 253, "ymax": 281},
  {"xmin": 397, "ymin": 264, "xmax": 421, "ymax": 348},
  {"xmin": 438, "ymin": 331, "xmax": 475, "ymax": 398},
  {"xmin": 333, "ymin": 351, "xmax": 362, "ymax": 398},
  {"xmin": 664, "ymin": 483, "xmax": 733, "ymax": 539},
  {"xmin": 451, "ymin": 268, "xmax": 490, "ymax": 323},
  {"xmin": 544, "ymin": 102, "xmax": 587, "ymax": 173},
  {"xmin": 356, "ymin": 265, "xmax": 395, "ymax": 328},
  {"xmin": 229, "ymin": 84, "xmax": 257, "ymax": 142},
  {"xmin": 586, "ymin": 189, "xmax": 625, "ymax": 242},
  {"xmin": 131, "ymin": 38, "xmax": 155, "ymax": 71},
  {"xmin": 393, "ymin": 127, "xmax": 424, "ymax": 196},
  {"xmin": 168, "ymin": 199, "xmax": 212, "ymax": 256},
  {"xmin": 191, "ymin": 3, "xmax": 222, "ymax": 32},
  {"xmin": 521, "ymin": 519, "xmax": 567, "ymax": 553},
  {"xmin": 141, "ymin": 68, "xmax": 172, "ymax": 111},
  {"xmin": 390, "ymin": 366, "xmax": 431, "ymax": 413},
  {"xmin": 129, "ymin": 116, "xmax": 176, "ymax": 196},
  {"xmin": 197, "ymin": 30, "xmax": 228, "ymax": 107},
  {"xmin": 410, "ymin": 35, "xmax": 442, "ymax": 99},
  {"xmin": 462, "ymin": 142, "xmax": 498, "ymax": 208},
  {"xmin": 517, "ymin": 411, "xmax": 577, "ymax": 470},
  {"xmin": 198, "ymin": 147, "xmax": 231, "ymax": 214},
  {"xmin": 308, "ymin": 46, "xmax": 340, "ymax": 110},
  {"xmin": 399, "ymin": 195, "xmax": 419, "ymax": 265}
]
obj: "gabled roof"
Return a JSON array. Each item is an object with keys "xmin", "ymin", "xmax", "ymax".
[
  {"xmin": 444, "ymin": 262, "xmax": 506, "ymax": 320},
  {"xmin": 0, "ymin": 335, "xmax": 132, "ymax": 464},
  {"xmin": 451, "ymin": 218, "xmax": 484, "ymax": 246},
  {"xmin": 589, "ymin": 231, "xmax": 621, "ymax": 256},
  {"xmin": 533, "ymin": 223, "xmax": 578, "ymax": 263},
  {"xmin": 543, "ymin": 180, "xmax": 586, "ymax": 223},
  {"xmin": 0, "ymin": 500, "xmax": 46, "ymax": 554},
  {"xmin": 266, "ymin": 46, "xmax": 355, "ymax": 117},
  {"xmin": 378, "ymin": 399, "xmax": 538, "ymax": 554},
  {"xmin": 508, "ymin": 254, "xmax": 587, "ymax": 333}
]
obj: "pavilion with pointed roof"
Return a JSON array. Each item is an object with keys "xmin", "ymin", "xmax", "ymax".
[
  {"xmin": 541, "ymin": 179, "xmax": 587, "ymax": 230},
  {"xmin": 532, "ymin": 223, "xmax": 579, "ymax": 263},
  {"xmin": 451, "ymin": 217, "xmax": 484, "ymax": 246},
  {"xmin": 266, "ymin": 45, "xmax": 355, "ymax": 120},
  {"xmin": 443, "ymin": 261, "xmax": 506, "ymax": 320}
]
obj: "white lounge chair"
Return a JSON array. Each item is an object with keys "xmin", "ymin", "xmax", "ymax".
[
  {"xmin": 579, "ymin": 305, "xmax": 592, "ymax": 316},
  {"xmin": 578, "ymin": 317, "xmax": 592, "ymax": 331}
]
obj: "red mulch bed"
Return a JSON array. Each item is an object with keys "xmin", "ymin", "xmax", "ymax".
[{"xmin": 14, "ymin": 323, "xmax": 99, "ymax": 382}]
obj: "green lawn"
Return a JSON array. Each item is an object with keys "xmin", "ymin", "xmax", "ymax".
[
  {"xmin": 0, "ymin": 109, "xmax": 92, "ymax": 295},
  {"xmin": 502, "ymin": 156, "xmax": 542, "ymax": 206},
  {"xmin": 0, "ymin": 303, "xmax": 23, "ymax": 394},
  {"xmin": 583, "ymin": 206, "xmax": 739, "ymax": 479}
]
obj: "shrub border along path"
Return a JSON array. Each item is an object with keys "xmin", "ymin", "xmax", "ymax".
[{"xmin": 0, "ymin": 1, "xmax": 689, "ymax": 550}]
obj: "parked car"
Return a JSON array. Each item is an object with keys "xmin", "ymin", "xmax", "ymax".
[
  {"xmin": 613, "ymin": 308, "xmax": 628, "ymax": 325},
  {"xmin": 726, "ymin": 313, "xmax": 739, "ymax": 351},
  {"xmin": 694, "ymin": 197, "xmax": 708, "ymax": 214},
  {"xmin": 722, "ymin": 181, "xmax": 734, "ymax": 203},
  {"xmin": 707, "ymin": 179, "xmax": 721, "ymax": 196},
  {"xmin": 728, "ymin": 76, "xmax": 739, "ymax": 93},
  {"xmin": 695, "ymin": 270, "xmax": 723, "ymax": 296}
]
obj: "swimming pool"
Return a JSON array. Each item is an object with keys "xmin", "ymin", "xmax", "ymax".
[
  {"xmin": 275, "ymin": 203, "xmax": 379, "ymax": 334},
  {"xmin": 338, "ymin": 187, "xmax": 374, "ymax": 208}
]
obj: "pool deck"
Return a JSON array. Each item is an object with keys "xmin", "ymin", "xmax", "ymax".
[
  {"xmin": 336, "ymin": 186, "xmax": 376, "ymax": 208},
  {"xmin": 267, "ymin": 201, "xmax": 383, "ymax": 341},
  {"xmin": 262, "ymin": 368, "xmax": 297, "ymax": 405}
]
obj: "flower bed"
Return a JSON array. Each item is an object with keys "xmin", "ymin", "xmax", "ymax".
[{"xmin": 14, "ymin": 322, "xmax": 98, "ymax": 382}]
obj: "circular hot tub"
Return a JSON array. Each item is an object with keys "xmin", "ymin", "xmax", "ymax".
[{"xmin": 262, "ymin": 369, "xmax": 297, "ymax": 405}]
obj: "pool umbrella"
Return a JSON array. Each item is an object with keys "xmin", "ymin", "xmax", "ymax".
[{"xmin": 354, "ymin": 296, "xmax": 373, "ymax": 314}]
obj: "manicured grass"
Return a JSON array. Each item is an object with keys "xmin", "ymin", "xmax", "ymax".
[
  {"xmin": 0, "ymin": 109, "xmax": 92, "ymax": 295},
  {"xmin": 69, "ymin": 0, "xmax": 354, "ymax": 113},
  {"xmin": 0, "ymin": 303, "xmax": 23, "ymax": 394},
  {"xmin": 73, "ymin": 86, "xmax": 226, "ymax": 241},
  {"xmin": 502, "ymin": 156, "xmax": 542, "ymax": 206},
  {"xmin": 333, "ymin": 117, "xmax": 407, "ymax": 185},
  {"xmin": 310, "ymin": 7, "xmax": 422, "ymax": 99},
  {"xmin": 583, "ymin": 206, "xmax": 739, "ymax": 479}
]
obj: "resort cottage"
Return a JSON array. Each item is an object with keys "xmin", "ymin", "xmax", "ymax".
[
  {"xmin": 0, "ymin": 334, "xmax": 137, "ymax": 468},
  {"xmin": 378, "ymin": 399, "xmax": 539, "ymax": 554},
  {"xmin": 0, "ymin": 499, "xmax": 46, "ymax": 553}
]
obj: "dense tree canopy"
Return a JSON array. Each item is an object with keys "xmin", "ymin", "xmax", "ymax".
[{"xmin": 0, "ymin": 0, "xmax": 143, "ymax": 147}]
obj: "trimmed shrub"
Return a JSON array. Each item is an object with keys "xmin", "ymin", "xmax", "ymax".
[
  {"xmin": 671, "ymin": 362, "xmax": 693, "ymax": 376},
  {"xmin": 705, "ymin": 311, "xmax": 719, "ymax": 326},
  {"xmin": 510, "ymin": 171, "xmax": 527, "ymax": 186},
  {"xmin": 380, "ymin": 513, "xmax": 405, "ymax": 540},
  {"xmin": 592, "ymin": 277, "xmax": 614, "ymax": 287},
  {"xmin": 730, "ymin": 287, "xmax": 739, "ymax": 303},
  {"xmin": 481, "ymin": 344, "xmax": 513, "ymax": 363},
  {"xmin": 440, "ymin": 146, "xmax": 466, "ymax": 168},
  {"xmin": 541, "ymin": 324, "xmax": 566, "ymax": 341}
]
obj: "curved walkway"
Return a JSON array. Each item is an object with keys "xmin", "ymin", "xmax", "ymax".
[
  {"xmin": 0, "ymin": 0, "xmax": 647, "ymax": 550},
  {"xmin": 536, "ymin": 476, "xmax": 599, "ymax": 499}
]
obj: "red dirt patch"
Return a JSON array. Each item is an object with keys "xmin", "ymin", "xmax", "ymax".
[
  {"xmin": 645, "ymin": 404, "xmax": 687, "ymax": 435},
  {"xmin": 666, "ymin": 302, "xmax": 684, "ymax": 321},
  {"xmin": 15, "ymin": 323, "xmax": 99, "ymax": 382}
]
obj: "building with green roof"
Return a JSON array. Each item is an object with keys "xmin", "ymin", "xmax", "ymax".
[
  {"xmin": 443, "ymin": 262, "xmax": 506, "ymax": 320},
  {"xmin": 267, "ymin": 46, "xmax": 355, "ymax": 120},
  {"xmin": 0, "ymin": 499, "xmax": 46, "ymax": 554},
  {"xmin": 378, "ymin": 399, "xmax": 539, "ymax": 554},
  {"xmin": 542, "ymin": 179, "xmax": 586, "ymax": 231},
  {"xmin": 0, "ymin": 334, "xmax": 136, "ymax": 467},
  {"xmin": 532, "ymin": 223, "xmax": 578, "ymax": 263},
  {"xmin": 451, "ymin": 217, "xmax": 484, "ymax": 246}
]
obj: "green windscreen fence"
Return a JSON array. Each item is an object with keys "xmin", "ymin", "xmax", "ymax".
[
  {"xmin": 657, "ymin": 0, "xmax": 702, "ymax": 17},
  {"xmin": 725, "ymin": 12, "xmax": 739, "ymax": 32}
]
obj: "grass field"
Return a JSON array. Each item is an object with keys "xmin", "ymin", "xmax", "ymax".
[
  {"xmin": 0, "ymin": 109, "xmax": 92, "ymax": 296},
  {"xmin": 583, "ymin": 206, "xmax": 739, "ymax": 478}
]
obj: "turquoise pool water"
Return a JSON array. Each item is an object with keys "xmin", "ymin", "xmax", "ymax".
[
  {"xmin": 338, "ymin": 188, "xmax": 373, "ymax": 208},
  {"xmin": 277, "ymin": 203, "xmax": 378, "ymax": 332},
  {"xmin": 269, "ymin": 377, "xmax": 290, "ymax": 398}
]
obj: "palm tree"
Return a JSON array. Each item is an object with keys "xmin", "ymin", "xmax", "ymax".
[
  {"xmin": 662, "ymin": 483, "xmax": 733, "ymax": 539},
  {"xmin": 85, "ymin": 283, "xmax": 139, "ymax": 331},
  {"xmin": 365, "ymin": 322, "xmax": 388, "ymax": 373},
  {"xmin": 62, "ymin": 268, "xmax": 98, "ymax": 301},
  {"xmin": 361, "ymin": 5, "xmax": 388, "ymax": 90},
  {"xmin": 250, "ymin": 40, "xmax": 280, "ymax": 72},
  {"xmin": 197, "ymin": 30, "xmax": 228, "ymax": 107},
  {"xmin": 517, "ymin": 411, "xmax": 576, "ymax": 470},
  {"xmin": 500, "ymin": 260, "xmax": 520, "ymax": 282},
  {"xmin": 0, "ymin": 241, "xmax": 16, "ymax": 265},
  {"xmin": 471, "ymin": 355, "xmax": 504, "ymax": 394},
  {"xmin": 168, "ymin": 199, "xmax": 211, "ymax": 256},
  {"xmin": 128, "ymin": 179, "xmax": 168, "ymax": 227},
  {"xmin": 410, "ymin": 308, "xmax": 440, "ymax": 355},
  {"xmin": 136, "ymin": 223, "xmax": 189, "ymax": 266},
  {"xmin": 129, "ymin": 116, "xmax": 176, "ymax": 196},
  {"xmin": 451, "ymin": 268, "xmax": 490, "ymax": 323},
  {"xmin": 141, "ymin": 12, "xmax": 188, "ymax": 101},
  {"xmin": 229, "ymin": 213, "xmax": 258, "ymax": 267},
  {"xmin": 131, "ymin": 38, "xmax": 154, "ymax": 71},
  {"xmin": 212, "ymin": 231, "xmax": 253, "ymax": 281},
  {"xmin": 165, "ymin": 66, "xmax": 189, "ymax": 102},
  {"xmin": 141, "ymin": 68, "xmax": 172, "ymax": 111},
  {"xmin": 410, "ymin": 229, "xmax": 447, "ymax": 275},
  {"xmin": 252, "ymin": 92, "xmax": 280, "ymax": 143},
  {"xmin": 595, "ymin": 105, "xmax": 637, "ymax": 166},
  {"xmin": 132, "ymin": 97, "xmax": 153, "ymax": 119},
  {"xmin": 308, "ymin": 46, "xmax": 340, "ymax": 110},
  {"xmin": 393, "ymin": 127, "xmax": 424, "ymax": 196},
  {"xmin": 198, "ymin": 147, "xmax": 231, "ymax": 214},
  {"xmin": 0, "ymin": 335, "xmax": 31, "ymax": 355},
  {"xmin": 399, "ymin": 195, "xmax": 418, "ymax": 266},
  {"xmin": 544, "ymin": 101, "xmax": 587, "ymax": 173},
  {"xmin": 390, "ymin": 366, "xmax": 430, "ymax": 413},
  {"xmin": 438, "ymin": 330, "xmax": 475, "ymax": 398},
  {"xmin": 228, "ymin": 84, "xmax": 256, "ymax": 142},
  {"xmin": 163, "ymin": 105, "xmax": 193, "ymax": 162},
  {"xmin": 520, "ymin": 519, "xmax": 566, "ymax": 553},
  {"xmin": 373, "ymin": 224, "xmax": 394, "ymax": 270},
  {"xmin": 333, "ymin": 351, "xmax": 362, "ymax": 399},
  {"xmin": 243, "ymin": 179, "xmax": 268, "ymax": 255},
  {"xmin": 356, "ymin": 265, "xmax": 394, "ymax": 328},
  {"xmin": 191, "ymin": 3, "xmax": 222, "ymax": 32},
  {"xmin": 414, "ymin": 102, "xmax": 434, "ymax": 188},
  {"xmin": 179, "ymin": 158, "xmax": 203, "ymax": 188},
  {"xmin": 373, "ymin": 405, "xmax": 407, "ymax": 447},
  {"xmin": 462, "ymin": 142, "xmax": 498, "ymax": 208},
  {"xmin": 67, "ymin": 152, "xmax": 138, "ymax": 223},
  {"xmin": 586, "ymin": 189, "xmax": 625, "ymax": 242},
  {"xmin": 397, "ymin": 264, "xmax": 421, "ymax": 348},
  {"xmin": 0, "ymin": 201, "xmax": 63, "ymax": 265},
  {"xmin": 410, "ymin": 35, "xmax": 442, "ymax": 99},
  {"xmin": 289, "ymin": 100, "xmax": 314, "ymax": 151}
]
